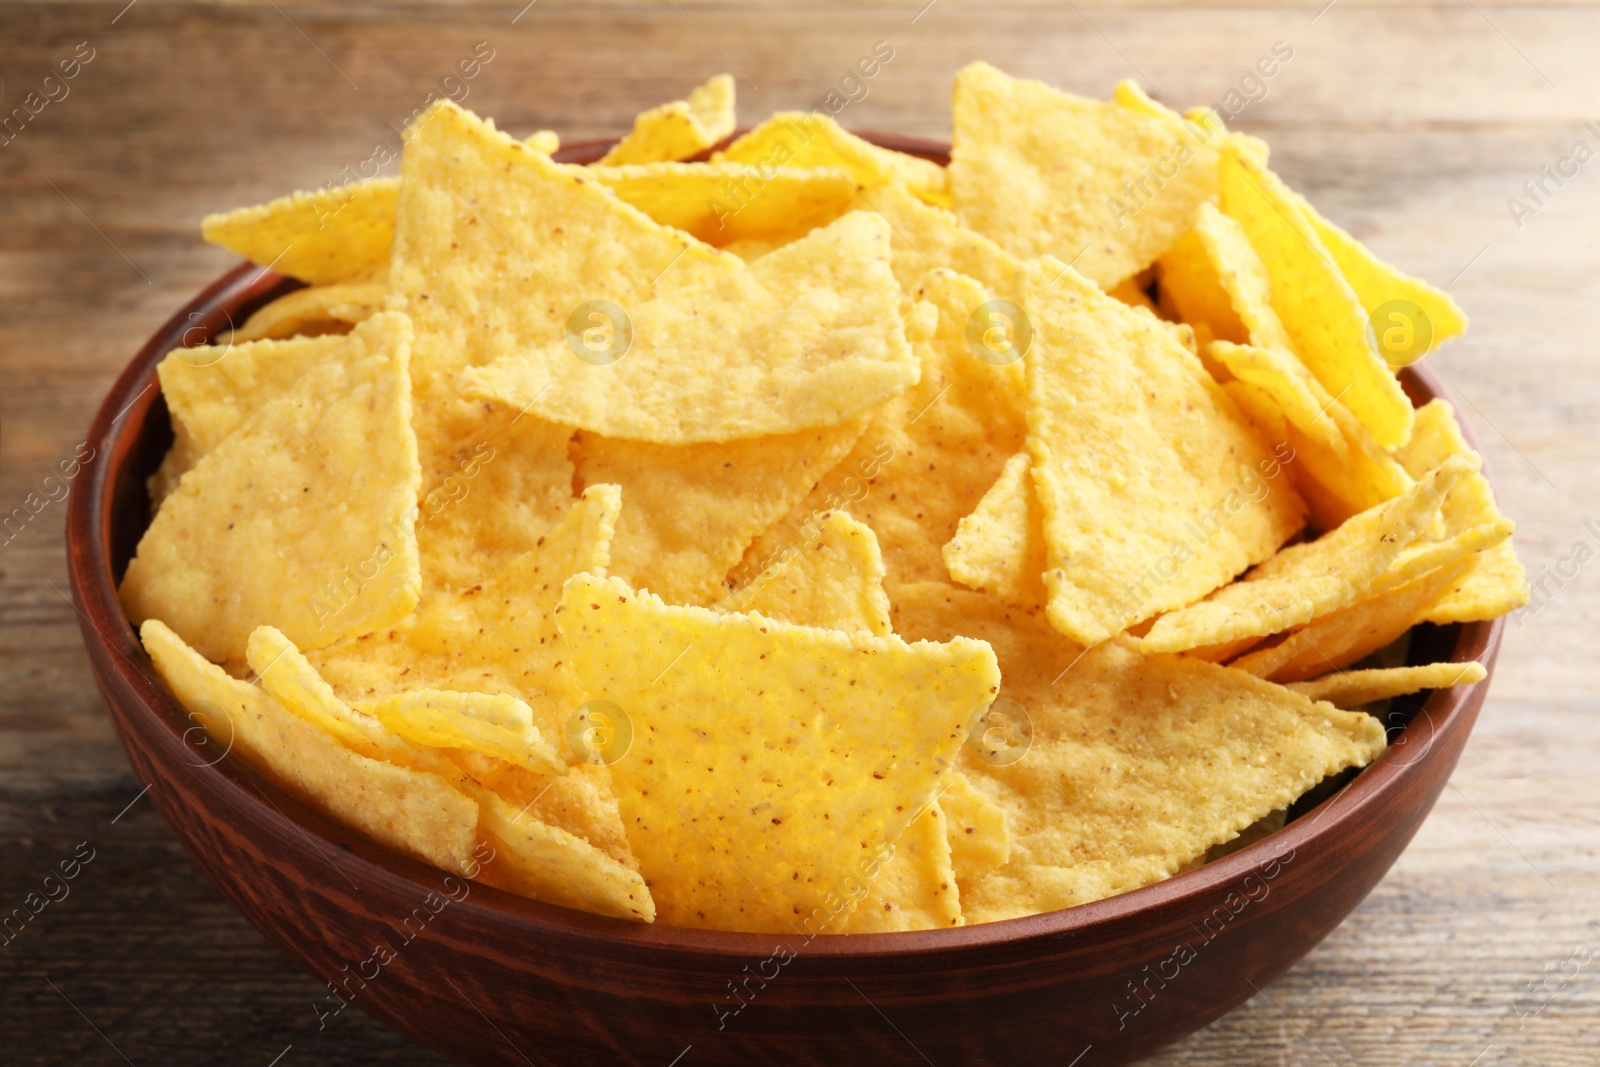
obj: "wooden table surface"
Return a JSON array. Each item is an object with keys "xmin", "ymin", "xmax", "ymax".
[{"xmin": 3, "ymin": 1, "xmax": 1598, "ymax": 1063}]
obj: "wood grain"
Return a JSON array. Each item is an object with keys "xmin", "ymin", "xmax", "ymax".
[{"xmin": 3, "ymin": 2, "xmax": 1598, "ymax": 1065}]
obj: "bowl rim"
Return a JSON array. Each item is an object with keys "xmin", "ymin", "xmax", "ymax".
[{"xmin": 65, "ymin": 134, "xmax": 1505, "ymax": 962}]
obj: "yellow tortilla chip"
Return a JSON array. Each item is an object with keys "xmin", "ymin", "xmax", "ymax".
[
  {"xmin": 1140, "ymin": 454, "xmax": 1472, "ymax": 653},
  {"xmin": 739, "ymin": 268, "xmax": 1028, "ymax": 594},
  {"xmin": 850, "ymin": 181, "xmax": 1025, "ymax": 301},
  {"xmin": 122, "ymin": 312, "xmax": 421, "ymax": 664},
  {"xmin": 358, "ymin": 690, "xmax": 566, "ymax": 774},
  {"xmin": 715, "ymin": 111, "xmax": 948, "ymax": 208},
  {"xmin": 1230, "ymin": 556, "xmax": 1475, "ymax": 682},
  {"xmin": 949, "ymin": 62, "xmax": 1219, "ymax": 289},
  {"xmin": 943, "ymin": 450, "xmax": 1048, "ymax": 609},
  {"xmin": 308, "ymin": 484, "xmax": 620, "ymax": 737},
  {"xmin": 888, "ymin": 581, "xmax": 1385, "ymax": 920},
  {"xmin": 525, "ymin": 129, "xmax": 560, "ymax": 155},
  {"xmin": 1021, "ymin": 259, "xmax": 1305, "ymax": 645},
  {"xmin": 468, "ymin": 783, "xmax": 654, "ymax": 922},
  {"xmin": 1296, "ymin": 196, "xmax": 1468, "ymax": 353},
  {"xmin": 1210, "ymin": 340, "xmax": 1413, "ymax": 530},
  {"xmin": 141, "ymin": 619, "xmax": 478, "ymax": 873},
  {"xmin": 460, "ymin": 210, "xmax": 917, "ymax": 443},
  {"xmin": 1285, "ymin": 660, "xmax": 1487, "ymax": 708},
  {"xmin": 718, "ymin": 510, "xmax": 892, "ymax": 635},
  {"xmin": 202, "ymin": 178, "xmax": 399, "ymax": 286},
  {"xmin": 1217, "ymin": 142, "xmax": 1413, "ymax": 447},
  {"xmin": 1161, "ymin": 201, "xmax": 1296, "ymax": 355},
  {"xmin": 151, "ymin": 332, "xmax": 346, "ymax": 498},
  {"xmin": 597, "ymin": 73, "xmax": 736, "ymax": 166},
  {"xmin": 1394, "ymin": 399, "xmax": 1528, "ymax": 622},
  {"xmin": 231, "ymin": 278, "xmax": 385, "ymax": 342},
  {"xmin": 450, "ymin": 755, "xmax": 635, "ymax": 869},
  {"xmin": 591, "ymin": 162, "xmax": 858, "ymax": 247},
  {"xmin": 938, "ymin": 768, "xmax": 1011, "ymax": 894},
  {"xmin": 574, "ymin": 418, "xmax": 867, "ymax": 607},
  {"xmin": 557, "ymin": 573, "xmax": 1000, "ymax": 933},
  {"xmin": 841, "ymin": 801, "xmax": 962, "ymax": 932}
]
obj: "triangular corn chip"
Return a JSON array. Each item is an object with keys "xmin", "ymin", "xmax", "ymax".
[
  {"xmin": 358, "ymin": 689, "xmax": 566, "ymax": 774},
  {"xmin": 590, "ymin": 162, "xmax": 858, "ymax": 246},
  {"xmin": 949, "ymin": 62, "xmax": 1220, "ymax": 289},
  {"xmin": 1140, "ymin": 454, "xmax": 1472, "ymax": 653},
  {"xmin": 849, "ymin": 181, "xmax": 1025, "ymax": 300},
  {"xmin": 1394, "ymin": 399, "xmax": 1528, "ymax": 622},
  {"xmin": 1296, "ymin": 196, "xmax": 1468, "ymax": 353},
  {"xmin": 715, "ymin": 111, "xmax": 948, "ymax": 207},
  {"xmin": 468, "ymin": 783, "xmax": 654, "ymax": 922},
  {"xmin": 1021, "ymin": 259, "xmax": 1305, "ymax": 644},
  {"xmin": 888, "ymin": 581, "xmax": 1386, "ymax": 920},
  {"xmin": 1160, "ymin": 201, "xmax": 1294, "ymax": 353},
  {"xmin": 460, "ymin": 210, "xmax": 917, "ymax": 443},
  {"xmin": 943, "ymin": 450, "xmax": 1048, "ymax": 609},
  {"xmin": 1230, "ymin": 555, "xmax": 1475, "ymax": 682},
  {"xmin": 141, "ymin": 619, "xmax": 478, "ymax": 873},
  {"xmin": 1210, "ymin": 340, "xmax": 1413, "ymax": 529},
  {"xmin": 557, "ymin": 573, "xmax": 1000, "ymax": 932},
  {"xmin": 739, "ymin": 268, "xmax": 1028, "ymax": 592},
  {"xmin": 151, "ymin": 332, "xmax": 346, "ymax": 498},
  {"xmin": 202, "ymin": 178, "xmax": 399, "ymax": 286},
  {"xmin": 122, "ymin": 312, "xmax": 421, "ymax": 664},
  {"xmin": 938, "ymin": 765, "xmax": 1011, "ymax": 896},
  {"xmin": 1217, "ymin": 142, "xmax": 1413, "ymax": 447},
  {"xmin": 574, "ymin": 418, "xmax": 867, "ymax": 607},
  {"xmin": 232, "ymin": 278, "xmax": 385, "ymax": 342},
  {"xmin": 718, "ymin": 510, "xmax": 893, "ymax": 636},
  {"xmin": 841, "ymin": 801, "xmax": 962, "ymax": 932},
  {"xmin": 450, "ymin": 754, "xmax": 634, "ymax": 870},
  {"xmin": 1285, "ymin": 660, "xmax": 1486, "ymax": 708},
  {"xmin": 309, "ymin": 484, "xmax": 620, "ymax": 732},
  {"xmin": 597, "ymin": 73, "xmax": 735, "ymax": 166}
]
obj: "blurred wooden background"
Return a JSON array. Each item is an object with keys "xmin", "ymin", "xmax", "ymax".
[{"xmin": 2, "ymin": 1, "xmax": 1598, "ymax": 1063}]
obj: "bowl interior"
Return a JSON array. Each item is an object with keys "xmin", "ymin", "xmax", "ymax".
[{"xmin": 70, "ymin": 137, "xmax": 1503, "ymax": 958}]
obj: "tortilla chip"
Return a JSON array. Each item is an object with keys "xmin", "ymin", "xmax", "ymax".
[
  {"xmin": 141, "ymin": 619, "xmax": 478, "ymax": 873},
  {"xmin": 849, "ymin": 181, "xmax": 1026, "ymax": 301},
  {"xmin": 1140, "ymin": 454, "xmax": 1472, "ymax": 653},
  {"xmin": 359, "ymin": 689, "xmax": 566, "ymax": 774},
  {"xmin": 152, "ymin": 332, "xmax": 346, "ymax": 496},
  {"xmin": 557, "ymin": 573, "xmax": 1000, "ymax": 933},
  {"xmin": 1021, "ymin": 258, "xmax": 1305, "ymax": 644},
  {"xmin": 597, "ymin": 74, "xmax": 736, "ymax": 166},
  {"xmin": 841, "ymin": 801, "xmax": 963, "ymax": 931},
  {"xmin": 1161, "ymin": 201, "xmax": 1297, "ymax": 357},
  {"xmin": 122, "ymin": 312, "xmax": 421, "ymax": 664},
  {"xmin": 1217, "ymin": 142, "xmax": 1413, "ymax": 447},
  {"xmin": 738, "ymin": 268, "xmax": 1029, "ymax": 595},
  {"xmin": 1394, "ymin": 399, "xmax": 1528, "ymax": 622},
  {"xmin": 450, "ymin": 755, "xmax": 635, "ymax": 869},
  {"xmin": 938, "ymin": 768, "xmax": 1011, "ymax": 894},
  {"xmin": 888, "ymin": 581, "xmax": 1385, "ymax": 920},
  {"xmin": 1286, "ymin": 660, "xmax": 1487, "ymax": 708},
  {"xmin": 715, "ymin": 111, "xmax": 948, "ymax": 207},
  {"xmin": 460, "ymin": 210, "xmax": 916, "ymax": 443},
  {"xmin": 949, "ymin": 62, "xmax": 1219, "ymax": 289},
  {"xmin": 308, "ymin": 484, "xmax": 620, "ymax": 736},
  {"xmin": 231, "ymin": 278, "xmax": 386, "ymax": 342},
  {"xmin": 469, "ymin": 784, "xmax": 654, "ymax": 921},
  {"xmin": 1210, "ymin": 340, "xmax": 1413, "ymax": 529},
  {"xmin": 1230, "ymin": 556, "xmax": 1475, "ymax": 682},
  {"xmin": 574, "ymin": 418, "xmax": 867, "ymax": 607},
  {"xmin": 717, "ymin": 510, "xmax": 892, "ymax": 635},
  {"xmin": 1296, "ymin": 197, "xmax": 1468, "ymax": 353},
  {"xmin": 201, "ymin": 178, "xmax": 399, "ymax": 286},
  {"xmin": 943, "ymin": 450, "xmax": 1048, "ymax": 609},
  {"xmin": 591, "ymin": 162, "xmax": 858, "ymax": 247}
]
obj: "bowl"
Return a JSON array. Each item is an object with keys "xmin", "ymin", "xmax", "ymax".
[{"xmin": 65, "ymin": 135, "xmax": 1503, "ymax": 1067}]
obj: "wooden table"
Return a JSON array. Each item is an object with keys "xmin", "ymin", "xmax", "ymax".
[{"xmin": 3, "ymin": 2, "xmax": 1596, "ymax": 1063}]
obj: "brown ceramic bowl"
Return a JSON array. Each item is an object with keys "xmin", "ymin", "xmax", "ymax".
[{"xmin": 65, "ymin": 135, "xmax": 1502, "ymax": 1066}]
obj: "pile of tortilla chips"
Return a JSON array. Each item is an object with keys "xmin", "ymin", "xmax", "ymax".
[{"xmin": 124, "ymin": 65, "xmax": 1523, "ymax": 933}]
